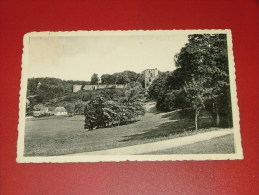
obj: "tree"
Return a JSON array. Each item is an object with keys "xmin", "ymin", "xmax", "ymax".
[
  {"xmin": 147, "ymin": 71, "xmax": 186, "ymax": 111},
  {"xmin": 90, "ymin": 73, "xmax": 100, "ymax": 85},
  {"xmin": 183, "ymin": 78, "xmax": 212, "ymax": 130},
  {"xmin": 136, "ymin": 73, "xmax": 145, "ymax": 88},
  {"xmin": 174, "ymin": 34, "xmax": 232, "ymax": 127},
  {"xmin": 101, "ymin": 74, "xmax": 115, "ymax": 84},
  {"xmin": 149, "ymin": 34, "xmax": 232, "ymax": 128},
  {"xmin": 100, "ymin": 71, "xmax": 140, "ymax": 85},
  {"xmin": 121, "ymin": 82, "xmax": 145, "ymax": 121},
  {"xmin": 83, "ymin": 82, "xmax": 145, "ymax": 130},
  {"xmin": 123, "ymin": 82, "xmax": 144, "ymax": 103},
  {"xmin": 148, "ymin": 72, "xmax": 171, "ymax": 100},
  {"xmin": 74, "ymin": 100, "xmax": 87, "ymax": 115}
]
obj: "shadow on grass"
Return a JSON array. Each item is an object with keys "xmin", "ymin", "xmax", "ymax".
[
  {"xmin": 120, "ymin": 112, "xmax": 195, "ymax": 142},
  {"xmin": 161, "ymin": 110, "xmax": 181, "ymax": 120},
  {"xmin": 147, "ymin": 106, "xmax": 181, "ymax": 117}
]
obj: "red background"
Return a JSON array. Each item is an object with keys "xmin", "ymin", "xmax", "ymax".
[{"xmin": 0, "ymin": 0, "xmax": 258, "ymax": 194}]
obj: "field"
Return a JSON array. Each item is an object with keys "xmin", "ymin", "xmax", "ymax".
[{"xmin": 24, "ymin": 102, "xmax": 234, "ymax": 156}]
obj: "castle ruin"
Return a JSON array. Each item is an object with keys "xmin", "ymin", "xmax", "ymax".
[
  {"xmin": 72, "ymin": 68, "xmax": 159, "ymax": 92},
  {"xmin": 143, "ymin": 68, "xmax": 159, "ymax": 88}
]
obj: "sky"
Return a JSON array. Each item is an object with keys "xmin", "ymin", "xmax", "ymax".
[{"xmin": 27, "ymin": 33, "xmax": 189, "ymax": 81}]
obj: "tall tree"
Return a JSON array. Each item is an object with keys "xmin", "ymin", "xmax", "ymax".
[
  {"xmin": 183, "ymin": 77, "xmax": 213, "ymax": 130},
  {"xmin": 90, "ymin": 73, "xmax": 100, "ymax": 85},
  {"xmin": 101, "ymin": 74, "xmax": 115, "ymax": 84},
  {"xmin": 174, "ymin": 34, "xmax": 232, "ymax": 127}
]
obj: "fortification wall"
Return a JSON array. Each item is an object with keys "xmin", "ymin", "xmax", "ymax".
[
  {"xmin": 83, "ymin": 85, "xmax": 96, "ymax": 90},
  {"xmin": 73, "ymin": 85, "xmax": 82, "ymax": 92},
  {"xmin": 73, "ymin": 84, "xmax": 126, "ymax": 92},
  {"xmin": 115, "ymin": 84, "xmax": 125, "ymax": 89}
]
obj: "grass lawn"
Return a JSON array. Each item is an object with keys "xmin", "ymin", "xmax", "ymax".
[
  {"xmin": 142, "ymin": 134, "xmax": 235, "ymax": 155},
  {"xmin": 24, "ymin": 102, "xmax": 233, "ymax": 156}
]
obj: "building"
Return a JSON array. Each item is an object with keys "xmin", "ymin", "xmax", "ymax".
[
  {"xmin": 33, "ymin": 107, "xmax": 49, "ymax": 117},
  {"xmin": 143, "ymin": 69, "xmax": 159, "ymax": 88},
  {"xmin": 53, "ymin": 107, "xmax": 68, "ymax": 116}
]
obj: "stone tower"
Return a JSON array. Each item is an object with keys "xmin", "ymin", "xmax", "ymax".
[{"xmin": 143, "ymin": 68, "xmax": 159, "ymax": 88}]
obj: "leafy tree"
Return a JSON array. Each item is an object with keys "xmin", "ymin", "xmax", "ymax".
[
  {"xmin": 90, "ymin": 73, "xmax": 100, "ymax": 85},
  {"xmin": 183, "ymin": 78, "xmax": 213, "ymax": 130},
  {"xmin": 147, "ymin": 71, "xmax": 186, "ymax": 111},
  {"xmin": 148, "ymin": 71, "xmax": 171, "ymax": 100},
  {"xmin": 156, "ymin": 90, "xmax": 182, "ymax": 112},
  {"xmin": 27, "ymin": 77, "xmax": 73, "ymax": 104},
  {"xmin": 175, "ymin": 34, "xmax": 231, "ymax": 127},
  {"xmin": 149, "ymin": 34, "xmax": 231, "ymax": 128},
  {"xmin": 84, "ymin": 82, "xmax": 145, "ymax": 130},
  {"xmin": 74, "ymin": 101, "xmax": 87, "ymax": 115},
  {"xmin": 64, "ymin": 102, "xmax": 75, "ymax": 114},
  {"xmin": 122, "ymin": 82, "xmax": 145, "ymax": 120},
  {"xmin": 136, "ymin": 73, "xmax": 145, "ymax": 88},
  {"xmin": 100, "ymin": 71, "xmax": 141, "ymax": 85},
  {"xmin": 113, "ymin": 71, "xmax": 139, "ymax": 84},
  {"xmin": 101, "ymin": 74, "xmax": 115, "ymax": 84},
  {"xmin": 122, "ymin": 82, "xmax": 145, "ymax": 104}
]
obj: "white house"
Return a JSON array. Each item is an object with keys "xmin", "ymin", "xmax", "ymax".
[{"xmin": 53, "ymin": 107, "xmax": 68, "ymax": 116}]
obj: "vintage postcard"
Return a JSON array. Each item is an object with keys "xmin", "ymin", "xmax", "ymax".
[{"xmin": 17, "ymin": 30, "xmax": 243, "ymax": 163}]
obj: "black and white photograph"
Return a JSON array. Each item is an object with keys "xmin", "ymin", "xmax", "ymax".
[{"xmin": 17, "ymin": 30, "xmax": 243, "ymax": 162}]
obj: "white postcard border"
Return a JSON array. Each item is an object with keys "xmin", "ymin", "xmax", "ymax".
[{"xmin": 17, "ymin": 30, "xmax": 243, "ymax": 163}]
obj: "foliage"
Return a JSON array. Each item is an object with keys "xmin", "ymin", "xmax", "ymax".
[
  {"xmin": 148, "ymin": 70, "xmax": 187, "ymax": 112},
  {"xmin": 27, "ymin": 77, "xmax": 74, "ymax": 107},
  {"xmin": 27, "ymin": 70, "xmax": 143, "ymax": 110},
  {"xmin": 26, "ymin": 77, "xmax": 129, "ymax": 116},
  {"xmin": 183, "ymin": 78, "xmax": 213, "ymax": 130},
  {"xmin": 148, "ymin": 34, "xmax": 232, "ymax": 129},
  {"xmin": 148, "ymin": 72, "xmax": 171, "ymax": 100},
  {"xmin": 90, "ymin": 73, "xmax": 100, "ymax": 84},
  {"xmin": 136, "ymin": 72, "xmax": 145, "ymax": 88},
  {"xmin": 175, "ymin": 34, "xmax": 231, "ymax": 128},
  {"xmin": 33, "ymin": 104, "xmax": 46, "ymax": 111},
  {"xmin": 156, "ymin": 90, "xmax": 182, "ymax": 112},
  {"xmin": 84, "ymin": 82, "xmax": 145, "ymax": 130},
  {"xmin": 100, "ymin": 74, "xmax": 115, "ymax": 84},
  {"xmin": 101, "ymin": 71, "xmax": 141, "ymax": 85}
]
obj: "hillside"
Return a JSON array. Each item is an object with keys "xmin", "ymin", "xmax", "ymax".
[{"xmin": 26, "ymin": 76, "xmax": 143, "ymax": 115}]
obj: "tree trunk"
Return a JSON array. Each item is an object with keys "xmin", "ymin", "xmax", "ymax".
[
  {"xmin": 215, "ymin": 111, "xmax": 220, "ymax": 127},
  {"xmin": 195, "ymin": 110, "xmax": 199, "ymax": 131}
]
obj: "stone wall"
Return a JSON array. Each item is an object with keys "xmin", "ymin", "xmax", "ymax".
[
  {"xmin": 72, "ymin": 85, "xmax": 82, "ymax": 92},
  {"xmin": 72, "ymin": 84, "xmax": 126, "ymax": 92}
]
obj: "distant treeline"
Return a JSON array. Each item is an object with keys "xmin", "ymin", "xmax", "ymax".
[
  {"xmin": 26, "ymin": 71, "xmax": 145, "ymax": 117},
  {"xmin": 100, "ymin": 71, "xmax": 144, "ymax": 86},
  {"xmin": 28, "ymin": 77, "xmax": 91, "ymax": 94},
  {"xmin": 27, "ymin": 70, "xmax": 145, "ymax": 103}
]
